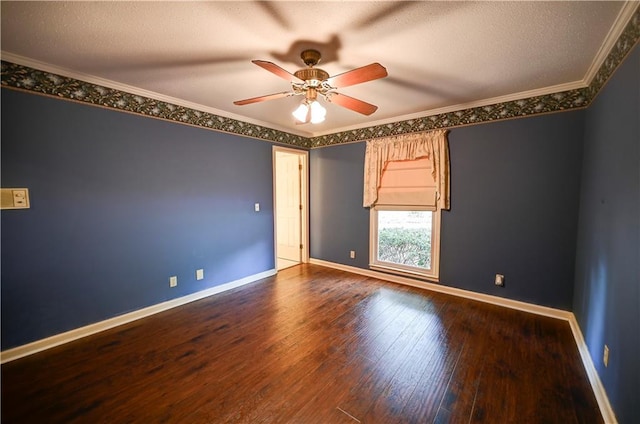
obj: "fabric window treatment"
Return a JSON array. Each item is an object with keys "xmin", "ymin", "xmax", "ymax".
[
  {"xmin": 376, "ymin": 157, "xmax": 437, "ymax": 208},
  {"xmin": 363, "ymin": 130, "xmax": 450, "ymax": 210}
]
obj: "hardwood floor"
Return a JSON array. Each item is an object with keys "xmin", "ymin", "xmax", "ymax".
[
  {"xmin": 1, "ymin": 264, "xmax": 603, "ymax": 423},
  {"xmin": 277, "ymin": 257, "xmax": 300, "ymax": 270}
]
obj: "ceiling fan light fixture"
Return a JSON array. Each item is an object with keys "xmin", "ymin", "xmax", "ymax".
[
  {"xmin": 292, "ymin": 102, "xmax": 310, "ymax": 122},
  {"xmin": 309, "ymin": 100, "xmax": 326, "ymax": 124},
  {"xmin": 292, "ymin": 100, "xmax": 326, "ymax": 124}
]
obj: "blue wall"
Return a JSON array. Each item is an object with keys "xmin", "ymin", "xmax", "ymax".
[
  {"xmin": 442, "ymin": 112, "xmax": 585, "ymax": 310},
  {"xmin": 1, "ymin": 89, "xmax": 277, "ymax": 349},
  {"xmin": 573, "ymin": 44, "xmax": 639, "ymax": 423},
  {"xmin": 309, "ymin": 142, "xmax": 370, "ymax": 268},
  {"xmin": 310, "ymin": 111, "xmax": 585, "ymax": 310}
]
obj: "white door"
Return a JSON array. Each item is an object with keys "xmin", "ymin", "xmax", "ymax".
[{"xmin": 274, "ymin": 149, "xmax": 306, "ymax": 270}]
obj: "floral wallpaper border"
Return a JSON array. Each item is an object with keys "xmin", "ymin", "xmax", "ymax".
[
  {"xmin": 0, "ymin": 61, "xmax": 308, "ymax": 148},
  {"xmin": 1, "ymin": 7, "xmax": 638, "ymax": 149},
  {"xmin": 310, "ymin": 6, "xmax": 639, "ymax": 147}
]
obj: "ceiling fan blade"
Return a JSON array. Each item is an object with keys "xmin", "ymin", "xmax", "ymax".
[
  {"xmin": 327, "ymin": 92, "xmax": 378, "ymax": 115},
  {"xmin": 252, "ymin": 60, "xmax": 304, "ymax": 83},
  {"xmin": 234, "ymin": 91, "xmax": 294, "ymax": 106},
  {"xmin": 327, "ymin": 63, "xmax": 388, "ymax": 88}
]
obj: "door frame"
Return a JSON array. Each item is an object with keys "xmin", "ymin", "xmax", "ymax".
[{"xmin": 272, "ymin": 146, "xmax": 309, "ymax": 268}]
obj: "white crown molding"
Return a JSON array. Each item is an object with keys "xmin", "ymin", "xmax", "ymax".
[
  {"xmin": 309, "ymin": 79, "xmax": 588, "ymax": 137},
  {"xmin": 0, "ymin": 51, "xmax": 587, "ymax": 141},
  {"xmin": 309, "ymin": 258, "xmax": 617, "ymax": 423},
  {"xmin": 583, "ymin": 1, "xmax": 640, "ymax": 86},
  {"xmin": 0, "ymin": 51, "xmax": 311, "ymax": 138},
  {"xmin": 313, "ymin": 2, "xmax": 640, "ymax": 138},
  {"xmin": 0, "ymin": 268, "xmax": 276, "ymax": 364}
]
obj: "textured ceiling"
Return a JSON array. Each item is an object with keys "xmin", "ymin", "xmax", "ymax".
[{"xmin": 1, "ymin": 1, "xmax": 637, "ymax": 138}]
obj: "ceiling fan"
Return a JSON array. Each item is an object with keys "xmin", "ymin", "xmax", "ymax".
[{"xmin": 234, "ymin": 49, "xmax": 388, "ymax": 124}]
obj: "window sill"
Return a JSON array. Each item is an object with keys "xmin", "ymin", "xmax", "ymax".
[{"xmin": 369, "ymin": 264, "xmax": 439, "ymax": 284}]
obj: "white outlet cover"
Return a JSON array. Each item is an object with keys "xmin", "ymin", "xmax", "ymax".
[
  {"xmin": 169, "ymin": 276, "xmax": 178, "ymax": 287},
  {"xmin": 196, "ymin": 269, "xmax": 204, "ymax": 280}
]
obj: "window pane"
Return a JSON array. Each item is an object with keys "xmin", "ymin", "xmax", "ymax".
[{"xmin": 377, "ymin": 210, "xmax": 432, "ymax": 270}]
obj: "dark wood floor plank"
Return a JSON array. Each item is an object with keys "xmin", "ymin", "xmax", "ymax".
[
  {"xmin": 332, "ymin": 291, "xmax": 438, "ymax": 421},
  {"xmin": 359, "ymin": 293, "xmax": 447, "ymax": 422},
  {"xmin": 111, "ymin": 272, "xmax": 375, "ymax": 423},
  {"xmin": 1, "ymin": 264, "xmax": 603, "ymax": 423},
  {"xmin": 433, "ymin": 301, "xmax": 500, "ymax": 423},
  {"xmin": 211, "ymin": 283, "xmax": 380, "ymax": 423},
  {"xmin": 392, "ymin": 298, "xmax": 474, "ymax": 424},
  {"xmin": 285, "ymin": 353, "xmax": 377, "ymax": 423},
  {"xmin": 140, "ymin": 273, "xmax": 382, "ymax": 423}
]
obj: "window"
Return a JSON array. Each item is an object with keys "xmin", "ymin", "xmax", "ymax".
[
  {"xmin": 363, "ymin": 130, "xmax": 450, "ymax": 282},
  {"xmin": 370, "ymin": 207, "xmax": 440, "ymax": 280},
  {"xmin": 367, "ymin": 157, "xmax": 441, "ymax": 280}
]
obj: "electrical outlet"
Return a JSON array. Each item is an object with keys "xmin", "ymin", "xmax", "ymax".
[
  {"xmin": 495, "ymin": 274, "xmax": 505, "ymax": 287},
  {"xmin": 169, "ymin": 276, "xmax": 178, "ymax": 287},
  {"xmin": 603, "ymin": 345, "xmax": 609, "ymax": 367},
  {"xmin": 196, "ymin": 269, "xmax": 204, "ymax": 280},
  {"xmin": 350, "ymin": 250, "xmax": 356, "ymax": 259},
  {"xmin": 254, "ymin": 203, "xmax": 260, "ymax": 212}
]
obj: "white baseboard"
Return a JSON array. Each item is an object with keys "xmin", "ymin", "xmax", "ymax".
[
  {"xmin": 309, "ymin": 258, "xmax": 617, "ymax": 424},
  {"xmin": 309, "ymin": 258, "xmax": 571, "ymax": 319},
  {"xmin": 567, "ymin": 315, "xmax": 618, "ymax": 424},
  {"xmin": 0, "ymin": 269, "xmax": 276, "ymax": 364}
]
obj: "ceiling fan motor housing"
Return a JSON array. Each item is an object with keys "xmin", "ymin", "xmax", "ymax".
[
  {"xmin": 300, "ymin": 49, "xmax": 322, "ymax": 66},
  {"xmin": 294, "ymin": 68, "xmax": 330, "ymax": 85},
  {"xmin": 295, "ymin": 49, "xmax": 329, "ymax": 87}
]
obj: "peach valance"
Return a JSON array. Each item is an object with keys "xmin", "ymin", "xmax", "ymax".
[{"xmin": 363, "ymin": 130, "xmax": 450, "ymax": 210}]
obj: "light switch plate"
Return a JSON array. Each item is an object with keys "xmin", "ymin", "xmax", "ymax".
[{"xmin": 1, "ymin": 188, "xmax": 30, "ymax": 209}]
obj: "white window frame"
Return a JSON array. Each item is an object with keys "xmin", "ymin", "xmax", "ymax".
[{"xmin": 369, "ymin": 206, "xmax": 441, "ymax": 282}]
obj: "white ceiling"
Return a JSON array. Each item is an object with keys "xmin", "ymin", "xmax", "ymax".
[{"xmin": 1, "ymin": 1, "xmax": 636, "ymax": 137}]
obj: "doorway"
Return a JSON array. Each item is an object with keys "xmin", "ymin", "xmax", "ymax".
[{"xmin": 273, "ymin": 147, "xmax": 309, "ymax": 271}]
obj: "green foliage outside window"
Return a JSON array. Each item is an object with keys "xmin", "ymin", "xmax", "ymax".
[{"xmin": 378, "ymin": 227, "xmax": 431, "ymax": 269}]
